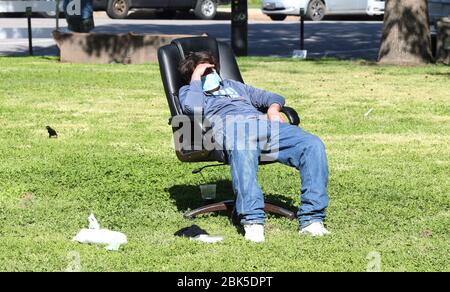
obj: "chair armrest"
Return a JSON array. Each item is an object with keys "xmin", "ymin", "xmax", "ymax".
[
  {"xmin": 169, "ymin": 114, "xmax": 226, "ymax": 162},
  {"xmin": 169, "ymin": 115, "xmax": 211, "ymax": 133},
  {"xmin": 281, "ymin": 106, "xmax": 300, "ymax": 126},
  {"xmin": 258, "ymin": 106, "xmax": 301, "ymax": 126},
  {"xmin": 169, "ymin": 114, "xmax": 212, "ymax": 151}
]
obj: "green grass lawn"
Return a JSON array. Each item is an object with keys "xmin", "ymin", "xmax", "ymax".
[
  {"xmin": 223, "ymin": 0, "xmax": 261, "ymax": 8},
  {"xmin": 0, "ymin": 57, "xmax": 449, "ymax": 271},
  {"xmin": 248, "ymin": 0, "xmax": 261, "ymax": 8}
]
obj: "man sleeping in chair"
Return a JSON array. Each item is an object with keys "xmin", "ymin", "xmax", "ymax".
[{"xmin": 178, "ymin": 51, "xmax": 330, "ymax": 243}]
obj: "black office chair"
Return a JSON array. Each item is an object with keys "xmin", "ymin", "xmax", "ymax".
[{"xmin": 157, "ymin": 36, "xmax": 301, "ymax": 220}]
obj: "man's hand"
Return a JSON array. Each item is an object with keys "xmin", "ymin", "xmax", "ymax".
[
  {"xmin": 267, "ymin": 103, "xmax": 285, "ymax": 123},
  {"xmin": 191, "ymin": 63, "xmax": 215, "ymax": 82}
]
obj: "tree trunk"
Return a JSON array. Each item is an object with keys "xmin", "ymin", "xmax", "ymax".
[{"xmin": 378, "ymin": 0, "xmax": 433, "ymax": 65}]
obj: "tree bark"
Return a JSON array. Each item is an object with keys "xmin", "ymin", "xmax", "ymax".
[{"xmin": 378, "ymin": 0, "xmax": 433, "ymax": 65}]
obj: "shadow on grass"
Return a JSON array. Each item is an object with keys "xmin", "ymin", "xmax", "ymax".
[
  {"xmin": 428, "ymin": 72, "xmax": 450, "ymax": 77},
  {"xmin": 167, "ymin": 179, "xmax": 298, "ymax": 222},
  {"xmin": 168, "ymin": 179, "xmax": 234, "ymax": 215}
]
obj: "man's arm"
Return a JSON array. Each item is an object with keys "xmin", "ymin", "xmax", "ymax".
[
  {"xmin": 243, "ymin": 83, "xmax": 286, "ymax": 122},
  {"xmin": 179, "ymin": 81, "xmax": 204, "ymax": 115},
  {"xmin": 244, "ymin": 83, "xmax": 285, "ymax": 109},
  {"xmin": 267, "ymin": 103, "xmax": 285, "ymax": 123},
  {"xmin": 179, "ymin": 63, "xmax": 216, "ymax": 114}
]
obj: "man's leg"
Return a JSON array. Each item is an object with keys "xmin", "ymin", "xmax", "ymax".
[
  {"xmin": 268, "ymin": 122, "xmax": 329, "ymax": 229},
  {"xmin": 227, "ymin": 149, "xmax": 265, "ymax": 225},
  {"xmin": 224, "ymin": 118, "xmax": 266, "ymax": 229}
]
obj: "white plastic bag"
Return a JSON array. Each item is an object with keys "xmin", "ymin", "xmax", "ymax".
[
  {"xmin": 73, "ymin": 214, "xmax": 127, "ymax": 251},
  {"xmin": 88, "ymin": 213, "xmax": 100, "ymax": 230},
  {"xmin": 190, "ymin": 234, "xmax": 224, "ymax": 243}
]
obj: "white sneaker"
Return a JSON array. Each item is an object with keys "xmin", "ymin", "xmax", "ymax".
[
  {"xmin": 300, "ymin": 222, "xmax": 330, "ymax": 237},
  {"xmin": 244, "ymin": 224, "xmax": 265, "ymax": 243}
]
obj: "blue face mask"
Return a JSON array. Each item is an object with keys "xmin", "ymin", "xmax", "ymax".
[{"xmin": 201, "ymin": 70, "xmax": 222, "ymax": 93}]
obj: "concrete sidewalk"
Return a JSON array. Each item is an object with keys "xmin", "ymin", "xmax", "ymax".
[
  {"xmin": 0, "ymin": 16, "xmax": 383, "ymax": 59},
  {"xmin": 0, "ymin": 6, "xmax": 384, "ymax": 59}
]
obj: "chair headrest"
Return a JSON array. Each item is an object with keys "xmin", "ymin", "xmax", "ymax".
[
  {"xmin": 158, "ymin": 36, "xmax": 244, "ymax": 117},
  {"xmin": 171, "ymin": 36, "xmax": 220, "ymax": 70}
]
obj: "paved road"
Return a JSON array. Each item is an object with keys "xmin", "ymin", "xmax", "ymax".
[{"xmin": 0, "ymin": 11, "xmax": 384, "ymax": 60}]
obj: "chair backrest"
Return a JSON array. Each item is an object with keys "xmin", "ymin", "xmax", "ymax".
[{"xmin": 158, "ymin": 36, "xmax": 244, "ymax": 117}]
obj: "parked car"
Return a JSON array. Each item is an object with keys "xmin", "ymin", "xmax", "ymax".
[
  {"xmin": 427, "ymin": 0, "xmax": 450, "ymax": 24},
  {"xmin": 261, "ymin": 0, "xmax": 384, "ymax": 21},
  {"xmin": 261, "ymin": 0, "xmax": 450, "ymax": 22},
  {"xmin": 93, "ymin": 0, "xmax": 230, "ymax": 19},
  {"xmin": 0, "ymin": 0, "xmax": 65, "ymax": 18},
  {"xmin": 367, "ymin": 0, "xmax": 450, "ymax": 24}
]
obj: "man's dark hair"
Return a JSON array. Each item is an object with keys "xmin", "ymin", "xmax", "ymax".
[{"xmin": 178, "ymin": 51, "xmax": 220, "ymax": 83}]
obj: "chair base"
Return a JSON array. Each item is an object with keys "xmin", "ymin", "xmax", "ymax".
[{"xmin": 183, "ymin": 199, "xmax": 296, "ymax": 220}]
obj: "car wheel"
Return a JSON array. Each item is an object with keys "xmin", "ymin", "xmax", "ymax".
[
  {"xmin": 269, "ymin": 14, "xmax": 287, "ymax": 21},
  {"xmin": 106, "ymin": 0, "xmax": 130, "ymax": 19},
  {"xmin": 195, "ymin": 0, "xmax": 217, "ymax": 20},
  {"xmin": 307, "ymin": 0, "xmax": 326, "ymax": 21},
  {"xmin": 38, "ymin": 0, "xmax": 64, "ymax": 18},
  {"xmin": 39, "ymin": 11, "xmax": 56, "ymax": 18}
]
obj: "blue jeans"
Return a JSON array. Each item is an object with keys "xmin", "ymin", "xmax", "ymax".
[{"xmin": 224, "ymin": 118, "xmax": 329, "ymax": 228}]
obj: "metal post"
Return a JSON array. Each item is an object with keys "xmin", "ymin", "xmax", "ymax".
[
  {"xmin": 26, "ymin": 7, "xmax": 33, "ymax": 56},
  {"xmin": 292, "ymin": 8, "xmax": 307, "ymax": 58},
  {"xmin": 55, "ymin": 0, "xmax": 61, "ymax": 58},
  {"xmin": 231, "ymin": 0, "xmax": 248, "ymax": 56},
  {"xmin": 300, "ymin": 8, "xmax": 305, "ymax": 51},
  {"xmin": 55, "ymin": 0, "xmax": 60, "ymax": 30}
]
